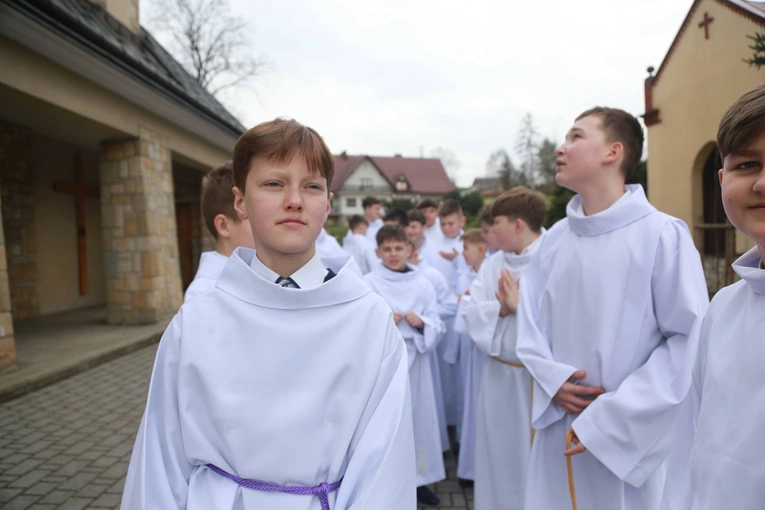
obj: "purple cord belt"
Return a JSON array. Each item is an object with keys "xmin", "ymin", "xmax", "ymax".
[{"xmin": 207, "ymin": 464, "xmax": 342, "ymax": 510}]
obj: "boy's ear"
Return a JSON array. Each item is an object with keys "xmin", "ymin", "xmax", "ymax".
[
  {"xmin": 214, "ymin": 214, "xmax": 231, "ymax": 239},
  {"xmin": 718, "ymin": 167, "xmax": 725, "ymax": 187},
  {"xmin": 603, "ymin": 141, "xmax": 624, "ymax": 167},
  {"xmin": 325, "ymin": 192, "xmax": 334, "ymax": 219},
  {"xmin": 459, "ymin": 215, "xmax": 466, "ymax": 228},
  {"xmin": 232, "ymin": 186, "xmax": 248, "ymax": 221},
  {"xmin": 375, "ymin": 247, "xmax": 382, "ymax": 258},
  {"xmin": 405, "ymin": 244, "xmax": 413, "ymax": 258}
]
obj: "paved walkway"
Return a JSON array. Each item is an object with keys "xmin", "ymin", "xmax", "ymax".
[{"xmin": 0, "ymin": 345, "xmax": 474, "ymax": 509}]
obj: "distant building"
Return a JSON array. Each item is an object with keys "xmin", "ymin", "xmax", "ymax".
[
  {"xmin": 469, "ymin": 177, "xmax": 503, "ymax": 198},
  {"xmin": 0, "ymin": 0, "xmax": 245, "ymax": 369},
  {"xmin": 644, "ymin": 0, "xmax": 763, "ymax": 292},
  {"xmin": 331, "ymin": 153, "xmax": 455, "ymax": 218}
]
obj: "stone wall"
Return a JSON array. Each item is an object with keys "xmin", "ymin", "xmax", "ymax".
[
  {"xmin": 0, "ymin": 197, "xmax": 17, "ymax": 370},
  {"xmin": 0, "ymin": 121, "xmax": 39, "ymax": 320},
  {"xmin": 100, "ymin": 128, "xmax": 182, "ymax": 324}
]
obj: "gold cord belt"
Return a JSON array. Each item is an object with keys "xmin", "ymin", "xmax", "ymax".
[
  {"xmin": 565, "ymin": 430, "xmax": 578, "ymax": 510},
  {"xmin": 490, "ymin": 357, "xmax": 536, "ymax": 444}
]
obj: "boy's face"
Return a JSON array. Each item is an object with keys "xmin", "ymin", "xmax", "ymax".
[
  {"xmin": 233, "ymin": 155, "xmax": 331, "ymax": 261},
  {"xmin": 481, "ymin": 221, "xmax": 499, "ymax": 252},
  {"xmin": 556, "ymin": 115, "xmax": 621, "ymax": 192},
  {"xmin": 405, "ymin": 220, "xmax": 425, "ymax": 243},
  {"xmin": 440, "ymin": 213, "xmax": 465, "ymax": 239},
  {"xmin": 365, "ymin": 204, "xmax": 382, "ymax": 222},
  {"xmin": 421, "ymin": 207, "xmax": 438, "ymax": 227},
  {"xmin": 720, "ymin": 136, "xmax": 765, "ymax": 253},
  {"xmin": 493, "ymin": 215, "xmax": 520, "ymax": 253},
  {"xmin": 462, "ymin": 240, "xmax": 486, "ymax": 268},
  {"xmin": 376, "ymin": 239, "xmax": 411, "ymax": 271}
]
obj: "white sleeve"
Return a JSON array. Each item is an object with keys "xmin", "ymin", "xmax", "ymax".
[
  {"xmin": 516, "ymin": 246, "xmax": 580, "ymax": 430},
  {"xmin": 572, "ymin": 222, "xmax": 709, "ymax": 487},
  {"xmin": 415, "ymin": 284, "xmax": 446, "ymax": 354},
  {"xmin": 121, "ymin": 313, "xmax": 192, "ymax": 510},
  {"xmin": 334, "ymin": 322, "xmax": 417, "ymax": 509},
  {"xmin": 461, "ymin": 262, "xmax": 513, "ymax": 356}
]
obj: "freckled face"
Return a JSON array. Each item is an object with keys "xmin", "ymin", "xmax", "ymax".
[
  {"xmin": 233, "ymin": 156, "xmax": 331, "ymax": 261},
  {"xmin": 719, "ymin": 137, "xmax": 765, "ymax": 253}
]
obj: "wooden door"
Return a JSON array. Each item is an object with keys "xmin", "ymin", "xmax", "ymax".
[{"xmin": 175, "ymin": 203, "xmax": 194, "ymax": 291}]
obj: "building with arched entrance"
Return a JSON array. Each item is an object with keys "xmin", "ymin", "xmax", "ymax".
[{"xmin": 644, "ymin": 0, "xmax": 765, "ymax": 293}]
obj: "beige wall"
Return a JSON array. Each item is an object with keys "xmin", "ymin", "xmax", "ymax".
[
  {"xmin": 33, "ymin": 135, "xmax": 106, "ymax": 314},
  {"xmin": 647, "ymin": 0, "xmax": 764, "ymax": 254},
  {"xmin": 0, "ymin": 36, "xmax": 233, "ymax": 171}
]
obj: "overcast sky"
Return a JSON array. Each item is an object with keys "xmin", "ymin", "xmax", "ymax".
[{"xmin": 141, "ymin": 0, "xmax": 692, "ymax": 187}]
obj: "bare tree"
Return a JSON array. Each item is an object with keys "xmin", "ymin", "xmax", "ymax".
[
  {"xmin": 430, "ymin": 147, "xmax": 461, "ymax": 183},
  {"xmin": 536, "ymin": 138, "xmax": 558, "ymax": 194},
  {"xmin": 514, "ymin": 112, "xmax": 541, "ymax": 185},
  {"xmin": 486, "ymin": 149, "xmax": 527, "ymax": 190},
  {"xmin": 149, "ymin": 0, "xmax": 268, "ymax": 97}
]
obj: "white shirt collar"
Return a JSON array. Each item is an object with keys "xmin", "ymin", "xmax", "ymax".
[{"xmin": 249, "ymin": 250, "xmax": 329, "ymax": 290}]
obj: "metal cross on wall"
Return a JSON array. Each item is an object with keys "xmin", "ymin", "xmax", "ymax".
[
  {"xmin": 698, "ymin": 11, "xmax": 714, "ymax": 40},
  {"xmin": 53, "ymin": 154, "xmax": 100, "ymax": 295}
]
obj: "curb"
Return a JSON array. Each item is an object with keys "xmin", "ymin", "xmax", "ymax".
[{"xmin": 0, "ymin": 331, "xmax": 163, "ymax": 403}]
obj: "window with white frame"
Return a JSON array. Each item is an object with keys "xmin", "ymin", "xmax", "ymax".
[{"xmin": 346, "ymin": 197, "xmax": 357, "ymax": 208}]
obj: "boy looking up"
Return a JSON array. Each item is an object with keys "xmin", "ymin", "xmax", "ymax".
[
  {"xmin": 184, "ymin": 162, "xmax": 255, "ymax": 302},
  {"xmin": 418, "ymin": 199, "xmax": 442, "ymax": 241},
  {"xmin": 454, "ymin": 229, "xmax": 489, "ymax": 487},
  {"xmin": 461, "ymin": 186, "xmax": 546, "ymax": 510},
  {"xmin": 660, "ymin": 85, "xmax": 765, "ymax": 510},
  {"xmin": 122, "ymin": 118, "xmax": 416, "ymax": 510},
  {"xmin": 342, "ymin": 215, "xmax": 378, "ymax": 274},
  {"xmin": 516, "ymin": 108, "xmax": 708, "ymax": 510},
  {"xmin": 365, "ymin": 225, "xmax": 446, "ymax": 507},
  {"xmin": 363, "ymin": 196, "xmax": 383, "ymax": 243}
]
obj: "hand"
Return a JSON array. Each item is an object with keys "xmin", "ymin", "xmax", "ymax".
[
  {"xmin": 552, "ymin": 370, "xmax": 605, "ymax": 414},
  {"xmin": 494, "ymin": 269, "xmax": 519, "ymax": 317},
  {"xmin": 405, "ymin": 312, "xmax": 424, "ymax": 329},
  {"xmin": 564, "ymin": 428, "xmax": 586, "ymax": 456},
  {"xmin": 439, "ymin": 248, "xmax": 459, "ymax": 261},
  {"xmin": 393, "ymin": 312, "xmax": 402, "ymax": 325},
  {"xmin": 407, "ymin": 250, "xmax": 421, "ymax": 265}
]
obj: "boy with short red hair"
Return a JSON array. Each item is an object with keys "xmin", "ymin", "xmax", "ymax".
[
  {"xmin": 122, "ymin": 118, "xmax": 415, "ymax": 510},
  {"xmin": 517, "ymin": 108, "xmax": 708, "ymax": 510}
]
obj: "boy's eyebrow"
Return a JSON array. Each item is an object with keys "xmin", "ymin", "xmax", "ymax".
[
  {"xmin": 727, "ymin": 149, "xmax": 761, "ymax": 158},
  {"xmin": 569, "ymin": 127, "xmax": 584, "ymax": 135}
]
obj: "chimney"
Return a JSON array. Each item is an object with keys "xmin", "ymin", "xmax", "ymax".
[
  {"xmin": 92, "ymin": 0, "xmax": 141, "ymax": 35},
  {"xmin": 394, "ymin": 153, "xmax": 402, "ymax": 158}
]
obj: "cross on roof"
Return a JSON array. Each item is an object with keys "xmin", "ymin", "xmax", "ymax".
[{"xmin": 698, "ymin": 11, "xmax": 714, "ymax": 40}]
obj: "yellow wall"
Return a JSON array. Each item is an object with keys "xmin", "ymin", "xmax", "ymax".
[
  {"xmin": 647, "ymin": 0, "xmax": 764, "ymax": 254},
  {"xmin": 0, "ymin": 36, "xmax": 233, "ymax": 170},
  {"xmin": 33, "ymin": 135, "xmax": 106, "ymax": 315}
]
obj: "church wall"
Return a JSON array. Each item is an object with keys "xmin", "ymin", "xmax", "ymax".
[
  {"xmin": 0, "ymin": 119, "xmax": 40, "ymax": 320},
  {"xmin": 0, "ymin": 38, "xmax": 233, "ymax": 172},
  {"xmin": 32, "ymin": 134, "xmax": 106, "ymax": 315},
  {"xmin": 647, "ymin": 0, "xmax": 765, "ymax": 255}
]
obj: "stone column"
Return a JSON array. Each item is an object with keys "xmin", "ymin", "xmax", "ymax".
[
  {"xmin": 0, "ymin": 121, "xmax": 39, "ymax": 320},
  {"xmin": 100, "ymin": 128, "xmax": 182, "ymax": 324},
  {"xmin": 0, "ymin": 201, "xmax": 17, "ymax": 370}
]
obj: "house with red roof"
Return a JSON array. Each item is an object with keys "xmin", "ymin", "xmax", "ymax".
[{"xmin": 331, "ymin": 152, "xmax": 455, "ymax": 219}]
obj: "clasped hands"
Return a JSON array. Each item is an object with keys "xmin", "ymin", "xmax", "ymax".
[
  {"xmin": 393, "ymin": 312, "xmax": 424, "ymax": 329},
  {"xmin": 553, "ymin": 369, "xmax": 605, "ymax": 457},
  {"xmin": 494, "ymin": 269, "xmax": 520, "ymax": 317}
]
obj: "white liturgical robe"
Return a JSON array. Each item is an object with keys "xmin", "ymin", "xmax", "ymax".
[
  {"xmin": 517, "ymin": 185, "xmax": 708, "ymax": 510},
  {"xmin": 461, "ymin": 236, "xmax": 543, "ymax": 509},
  {"xmin": 316, "ymin": 229, "xmax": 346, "ymax": 259},
  {"xmin": 660, "ymin": 247, "xmax": 765, "ymax": 510},
  {"xmin": 342, "ymin": 233, "xmax": 379, "ymax": 275},
  {"xmin": 365, "ymin": 218, "xmax": 384, "ymax": 244},
  {"xmin": 365, "ymin": 264, "xmax": 446, "ymax": 487},
  {"xmin": 413, "ymin": 261, "xmax": 458, "ymax": 452},
  {"xmin": 121, "ymin": 248, "xmax": 416, "ymax": 510},
  {"xmin": 183, "ymin": 251, "xmax": 228, "ymax": 302}
]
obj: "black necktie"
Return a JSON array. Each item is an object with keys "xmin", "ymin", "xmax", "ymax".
[{"xmin": 275, "ymin": 276, "xmax": 300, "ymax": 289}]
